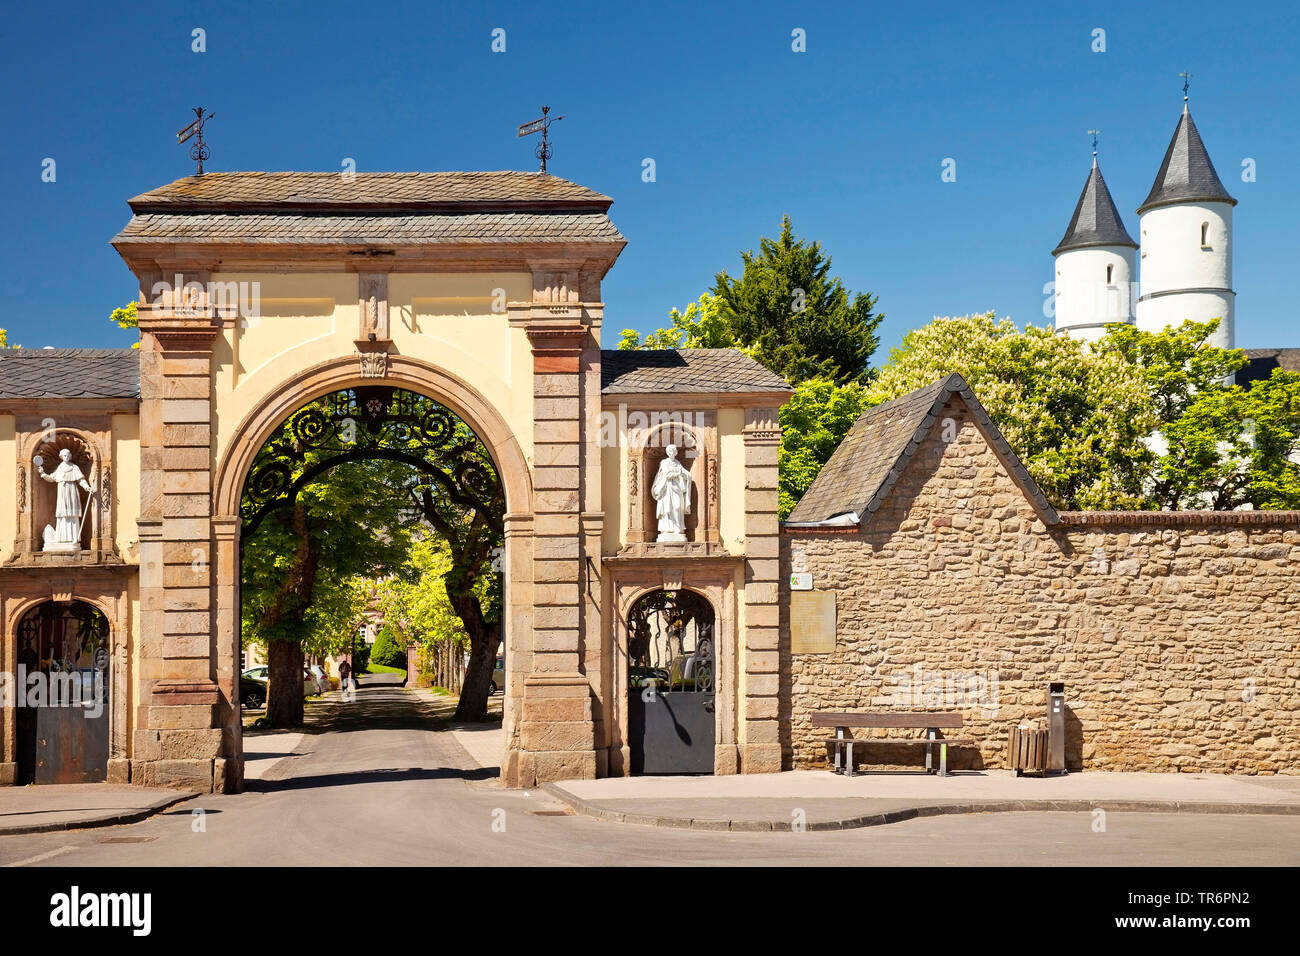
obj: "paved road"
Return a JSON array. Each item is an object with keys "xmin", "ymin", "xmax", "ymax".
[{"xmin": 2, "ymin": 675, "xmax": 1296, "ymax": 867}]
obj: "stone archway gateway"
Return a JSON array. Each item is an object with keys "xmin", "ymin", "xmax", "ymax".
[
  {"xmin": 117, "ymin": 171, "xmax": 627, "ymax": 792},
  {"xmin": 0, "ymin": 169, "xmax": 792, "ymax": 794},
  {"xmin": 220, "ymin": 371, "xmax": 518, "ymax": 782}
]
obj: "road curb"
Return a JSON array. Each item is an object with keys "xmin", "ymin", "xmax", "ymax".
[
  {"xmin": 0, "ymin": 791, "xmax": 197, "ymax": 837},
  {"xmin": 539, "ymin": 783, "xmax": 1300, "ymax": 832}
]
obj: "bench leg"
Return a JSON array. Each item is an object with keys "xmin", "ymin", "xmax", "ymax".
[
  {"xmin": 845, "ymin": 741, "xmax": 854, "ymax": 778},
  {"xmin": 925, "ymin": 729, "xmax": 936, "ymax": 774},
  {"xmin": 833, "ymin": 729, "xmax": 844, "ymax": 774}
]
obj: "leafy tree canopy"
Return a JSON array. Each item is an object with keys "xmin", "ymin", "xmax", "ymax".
[
  {"xmin": 778, "ymin": 377, "xmax": 869, "ymax": 519},
  {"xmin": 617, "ymin": 293, "xmax": 742, "ymax": 351},
  {"xmin": 863, "ymin": 312, "xmax": 1155, "ymax": 509},
  {"xmin": 711, "ymin": 216, "xmax": 882, "ymax": 385},
  {"xmin": 110, "ymin": 301, "xmax": 140, "ymax": 349}
]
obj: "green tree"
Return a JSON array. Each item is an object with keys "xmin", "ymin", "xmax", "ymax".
[
  {"xmin": 1095, "ymin": 318, "xmax": 1246, "ymax": 426},
  {"xmin": 1150, "ymin": 369, "xmax": 1300, "ymax": 510},
  {"xmin": 863, "ymin": 312, "xmax": 1155, "ymax": 510},
  {"xmin": 778, "ymin": 377, "xmax": 869, "ymax": 518},
  {"xmin": 711, "ymin": 216, "xmax": 882, "ymax": 385},
  {"xmin": 241, "ymin": 451, "xmax": 415, "ymax": 727},
  {"xmin": 370, "ymin": 626, "xmax": 406, "ymax": 668},
  {"xmin": 617, "ymin": 293, "xmax": 742, "ymax": 351},
  {"xmin": 375, "ymin": 536, "xmax": 469, "ymax": 687},
  {"xmin": 110, "ymin": 301, "xmax": 141, "ymax": 348}
]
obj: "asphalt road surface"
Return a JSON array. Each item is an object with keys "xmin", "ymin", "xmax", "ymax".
[{"xmin": 2, "ymin": 676, "xmax": 1296, "ymax": 867}]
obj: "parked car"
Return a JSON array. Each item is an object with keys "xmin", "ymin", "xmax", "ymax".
[
  {"xmin": 307, "ymin": 664, "xmax": 329, "ymax": 693},
  {"xmin": 244, "ymin": 666, "xmax": 319, "ymax": 699},
  {"xmin": 488, "ymin": 656, "xmax": 505, "ymax": 695},
  {"xmin": 239, "ymin": 676, "xmax": 267, "ymax": 710}
]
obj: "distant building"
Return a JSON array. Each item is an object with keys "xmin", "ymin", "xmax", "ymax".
[{"xmin": 1054, "ymin": 95, "xmax": 1237, "ymax": 350}]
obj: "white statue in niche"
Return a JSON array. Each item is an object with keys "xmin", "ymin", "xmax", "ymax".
[
  {"xmin": 651, "ymin": 443, "xmax": 691, "ymax": 543},
  {"xmin": 35, "ymin": 449, "xmax": 93, "ymax": 552}
]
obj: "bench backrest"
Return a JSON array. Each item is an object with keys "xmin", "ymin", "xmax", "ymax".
[{"xmin": 812, "ymin": 712, "xmax": 964, "ymax": 729}]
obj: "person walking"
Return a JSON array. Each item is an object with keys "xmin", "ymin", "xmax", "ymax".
[{"xmin": 338, "ymin": 659, "xmax": 353, "ymax": 701}]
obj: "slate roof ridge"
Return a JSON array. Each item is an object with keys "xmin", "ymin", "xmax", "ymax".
[
  {"xmin": 1053, "ymin": 155, "xmax": 1138, "ymax": 254},
  {"xmin": 127, "ymin": 171, "xmax": 614, "ymax": 214},
  {"xmin": 784, "ymin": 373, "xmax": 1059, "ymax": 527},
  {"xmin": 1137, "ymin": 106, "xmax": 1236, "ymax": 214}
]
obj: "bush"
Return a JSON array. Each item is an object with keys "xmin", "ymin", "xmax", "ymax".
[
  {"xmin": 352, "ymin": 641, "xmax": 371, "ymax": 673},
  {"xmin": 370, "ymin": 626, "xmax": 406, "ymax": 669}
]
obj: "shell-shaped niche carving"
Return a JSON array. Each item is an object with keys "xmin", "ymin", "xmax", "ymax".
[{"xmin": 35, "ymin": 433, "xmax": 94, "ymax": 475}]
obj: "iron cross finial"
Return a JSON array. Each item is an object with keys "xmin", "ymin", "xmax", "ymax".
[
  {"xmin": 1180, "ymin": 71, "xmax": 1192, "ymax": 103},
  {"xmin": 1088, "ymin": 128, "xmax": 1100, "ymax": 156}
]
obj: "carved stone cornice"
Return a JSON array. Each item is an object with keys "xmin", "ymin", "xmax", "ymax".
[{"xmin": 605, "ymin": 541, "xmax": 740, "ymax": 564}]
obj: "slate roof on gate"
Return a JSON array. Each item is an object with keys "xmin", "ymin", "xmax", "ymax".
[
  {"xmin": 0, "ymin": 349, "xmax": 141, "ymax": 399},
  {"xmin": 785, "ymin": 373, "xmax": 1059, "ymax": 526},
  {"xmin": 600, "ymin": 349, "xmax": 792, "ymax": 394},
  {"xmin": 114, "ymin": 171, "xmax": 626, "ymax": 247}
]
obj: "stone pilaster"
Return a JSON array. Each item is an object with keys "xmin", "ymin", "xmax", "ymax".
[
  {"xmin": 133, "ymin": 282, "xmax": 223, "ymax": 792},
  {"xmin": 741, "ymin": 407, "xmax": 782, "ymax": 772},
  {"xmin": 512, "ymin": 319, "xmax": 597, "ymax": 785}
]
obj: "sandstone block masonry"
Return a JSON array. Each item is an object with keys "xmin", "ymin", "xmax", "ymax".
[{"xmin": 780, "ymin": 393, "xmax": 1300, "ymax": 776}]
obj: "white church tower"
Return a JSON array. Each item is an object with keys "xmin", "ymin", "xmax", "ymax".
[
  {"xmin": 1134, "ymin": 93, "xmax": 1237, "ymax": 348},
  {"xmin": 1052, "ymin": 146, "xmax": 1139, "ymax": 341}
]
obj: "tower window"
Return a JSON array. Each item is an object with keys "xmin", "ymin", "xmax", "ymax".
[
  {"xmin": 1106, "ymin": 264, "xmax": 1113, "ymax": 284},
  {"xmin": 1201, "ymin": 222, "xmax": 1210, "ymax": 247}
]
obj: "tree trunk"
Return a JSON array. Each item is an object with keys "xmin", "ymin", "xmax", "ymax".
[
  {"xmin": 266, "ymin": 638, "xmax": 304, "ymax": 728},
  {"xmin": 454, "ymin": 622, "xmax": 500, "ymax": 720}
]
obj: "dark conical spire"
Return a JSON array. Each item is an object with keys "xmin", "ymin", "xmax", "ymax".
[
  {"xmin": 1137, "ymin": 106, "xmax": 1236, "ymax": 213},
  {"xmin": 1052, "ymin": 154, "xmax": 1137, "ymax": 255}
]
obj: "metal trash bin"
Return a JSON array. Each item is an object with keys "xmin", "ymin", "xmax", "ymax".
[
  {"xmin": 1007, "ymin": 724, "xmax": 1048, "ymax": 775},
  {"xmin": 1047, "ymin": 681, "xmax": 1066, "ymax": 774}
]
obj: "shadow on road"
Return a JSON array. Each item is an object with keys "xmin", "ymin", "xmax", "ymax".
[{"xmin": 244, "ymin": 765, "xmax": 496, "ymax": 794}]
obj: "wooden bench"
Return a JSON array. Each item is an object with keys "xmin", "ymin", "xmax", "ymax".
[{"xmin": 812, "ymin": 712, "xmax": 975, "ymax": 778}]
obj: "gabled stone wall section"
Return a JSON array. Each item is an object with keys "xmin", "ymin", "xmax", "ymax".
[{"xmin": 781, "ymin": 394, "xmax": 1300, "ymax": 775}]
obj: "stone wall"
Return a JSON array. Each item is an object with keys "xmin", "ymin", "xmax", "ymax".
[{"xmin": 780, "ymin": 395, "xmax": 1300, "ymax": 775}]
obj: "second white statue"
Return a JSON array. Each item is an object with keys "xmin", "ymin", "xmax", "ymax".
[{"xmin": 651, "ymin": 443, "xmax": 691, "ymax": 542}]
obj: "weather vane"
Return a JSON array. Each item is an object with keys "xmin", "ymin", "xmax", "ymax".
[
  {"xmin": 1088, "ymin": 128, "xmax": 1100, "ymax": 155},
  {"xmin": 1180, "ymin": 71, "xmax": 1192, "ymax": 103},
  {"xmin": 177, "ymin": 107, "xmax": 216, "ymax": 176},
  {"xmin": 517, "ymin": 105, "xmax": 564, "ymax": 174}
]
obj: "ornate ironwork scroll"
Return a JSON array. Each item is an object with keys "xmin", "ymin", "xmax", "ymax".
[
  {"xmin": 240, "ymin": 386, "xmax": 502, "ymax": 542},
  {"xmin": 626, "ymin": 589, "xmax": 715, "ymax": 693}
]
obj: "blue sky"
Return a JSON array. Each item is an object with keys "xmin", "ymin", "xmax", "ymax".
[{"xmin": 2, "ymin": 0, "xmax": 1297, "ymax": 355}]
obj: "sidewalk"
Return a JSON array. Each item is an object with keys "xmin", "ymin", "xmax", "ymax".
[
  {"xmin": 0, "ymin": 784, "xmax": 194, "ymax": 836},
  {"xmin": 543, "ymin": 769, "xmax": 1300, "ymax": 832}
]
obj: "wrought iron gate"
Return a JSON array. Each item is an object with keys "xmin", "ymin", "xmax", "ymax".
[
  {"xmin": 627, "ymin": 589, "xmax": 716, "ymax": 774},
  {"xmin": 14, "ymin": 602, "xmax": 111, "ymax": 785}
]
